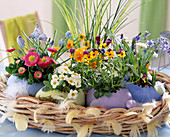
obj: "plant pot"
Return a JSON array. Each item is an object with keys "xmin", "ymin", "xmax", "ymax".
[
  {"xmin": 87, "ymin": 88, "xmax": 139, "ymax": 109},
  {"xmin": 124, "ymin": 83, "xmax": 162, "ymax": 103},
  {"xmin": 7, "ymin": 75, "xmax": 44, "ymax": 96},
  {"xmin": 35, "ymin": 88, "xmax": 85, "ymax": 106}
]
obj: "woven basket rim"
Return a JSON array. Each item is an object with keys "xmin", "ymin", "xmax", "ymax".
[{"xmin": 0, "ymin": 69, "xmax": 169, "ymax": 136}]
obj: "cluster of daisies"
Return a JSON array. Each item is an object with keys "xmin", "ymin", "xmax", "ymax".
[{"xmin": 51, "ymin": 65, "xmax": 81, "ymax": 89}]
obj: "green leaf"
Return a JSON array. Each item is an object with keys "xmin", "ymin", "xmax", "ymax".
[
  {"xmin": 94, "ymin": 91, "xmax": 100, "ymax": 99},
  {"xmin": 105, "ymin": 92, "xmax": 111, "ymax": 97},
  {"xmin": 42, "ymin": 86, "xmax": 50, "ymax": 92},
  {"xmin": 48, "ymin": 73, "xmax": 52, "ymax": 81},
  {"xmin": 104, "ymin": 86, "xmax": 110, "ymax": 91},
  {"xmin": 5, "ymin": 67, "xmax": 12, "ymax": 74},
  {"xmin": 43, "ymin": 81, "xmax": 51, "ymax": 87},
  {"xmin": 29, "ymin": 72, "xmax": 34, "ymax": 80},
  {"xmin": 126, "ymin": 64, "xmax": 139, "ymax": 77}
]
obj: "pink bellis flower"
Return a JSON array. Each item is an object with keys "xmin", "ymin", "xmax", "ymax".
[
  {"xmin": 24, "ymin": 52, "xmax": 40, "ymax": 67},
  {"xmin": 34, "ymin": 71, "xmax": 42, "ymax": 79},
  {"xmin": 38, "ymin": 56, "xmax": 52, "ymax": 68},
  {"xmin": 18, "ymin": 67, "xmax": 26, "ymax": 74}
]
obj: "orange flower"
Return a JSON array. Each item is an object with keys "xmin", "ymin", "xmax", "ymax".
[
  {"xmin": 74, "ymin": 47, "xmax": 86, "ymax": 63},
  {"xmin": 146, "ymin": 61, "xmax": 149, "ymax": 69},
  {"xmin": 83, "ymin": 40, "xmax": 90, "ymax": 48},
  {"xmin": 78, "ymin": 33, "xmax": 85, "ymax": 41},
  {"xmin": 67, "ymin": 39, "xmax": 74, "ymax": 49},
  {"xmin": 90, "ymin": 61, "xmax": 97, "ymax": 69}
]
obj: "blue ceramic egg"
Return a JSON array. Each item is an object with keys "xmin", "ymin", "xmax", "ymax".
[
  {"xmin": 124, "ymin": 83, "xmax": 162, "ymax": 103},
  {"xmin": 7, "ymin": 75, "xmax": 44, "ymax": 96}
]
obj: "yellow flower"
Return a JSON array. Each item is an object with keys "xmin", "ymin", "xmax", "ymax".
[
  {"xmin": 103, "ymin": 43, "xmax": 107, "ymax": 48},
  {"xmin": 83, "ymin": 40, "xmax": 90, "ymax": 48},
  {"xmin": 78, "ymin": 33, "xmax": 85, "ymax": 41},
  {"xmin": 99, "ymin": 42, "xmax": 107, "ymax": 49},
  {"xmin": 90, "ymin": 50, "xmax": 98, "ymax": 58},
  {"xmin": 118, "ymin": 51, "xmax": 126, "ymax": 57},
  {"xmin": 67, "ymin": 39, "xmax": 74, "ymax": 49},
  {"xmin": 70, "ymin": 53, "xmax": 74, "ymax": 59},
  {"xmin": 105, "ymin": 49, "xmax": 114, "ymax": 58},
  {"xmin": 83, "ymin": 54, "xmax": 92, "ymax": 61},
  {"xmin": 52, "ymin": 46, "xmax": 60, "ymax": 56},
  {"xmin": 54, "ymin": 46, "xmax": 60, "ymax": 51}
]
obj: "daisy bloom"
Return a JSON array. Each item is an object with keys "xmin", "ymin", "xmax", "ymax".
[
  {"xmin": 75, "ymin": 80, "xmax": 81, "ymax": 88},
  {"xmin": 25, "ymin": 52, "xmax": 40, "ymax": 67},
  {"xmin": 28, "ymin": 49, "xmax": 36, "ymax": 52},
  {"xmin": 83, "ymin": 40, "xmax": 90, "ymax": 48},
  {"xmin": 15, "ymin": 60, "xmax": 20, "ymax": 64},
  {"xmin": 66, "ymin": 77, "xmax": 75, "ymax": 86},
  {"xmin": 68, "ymin": 89, "xmax": 78, "ymax": 99},
  {"xmin": 21, "ymin": 55, "xmax": 26, "ymax": 60},
  {"xmin": 38, "ymin": 56, "xmax": 52, "ymax": 68},
  {"xmin": 51, "ymin": 79, "xmax": 59, "ymax": 89},
  {"xmin": 66, "ymin": 39, "xmax": 74, "ymax": 49},
  {"xmin": 34, "ymin": 71, "xmax": 42, "ymax": 79},
  {"xmin": 78, "ymin": 33, "xmax": 85, "ymax": 41},
  {"xmin": 47, "ymin": 48, "xmax": 58, "ymax": 53},
  {"xmin": 18, "ymin": 67, "xmax": 26, "ymax": 74},
  {"xmin": 52, "ymin": 59, "xmax": 58, "ymax": 65},
  {"xmin": 59, "ymin": 75, "xmax": 66, "ymax": 80},
  {"xmin": 56, "ymin": 66, "xmax": 67, "ymax": 74},
  {"xmin": 6, "ymin": 48, "xmax": 16, "ymax": 52},
  {"xmin": 105, "ymin": 49, "xmax": 114, "ymax": 58},
  {"xmin": 52, "ymin": 74, "xmax": 59, "ymax": 80}
]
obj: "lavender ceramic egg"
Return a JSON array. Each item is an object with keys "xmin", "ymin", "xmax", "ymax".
[
  {"xmin": 87, "ymin": 88, "xmax": 138, "ymax": 109},
  {"xmin": 7, "ymin": 75, "xmax": 44, "ymax": 96}
]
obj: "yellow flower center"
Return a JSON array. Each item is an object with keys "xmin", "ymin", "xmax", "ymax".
[
  {"xmin": 64, "ymin": 68, "xmax": 68, "ymax": 71},
  {"xmin": 61, "ymin": 76, "xmax": 65, "ymax": 80},
  {"xmin": 53, "ymin": 76, "xmax": 58, "ymax": 79},
  {"xmin": 72, "ymin": 73, "xmax": 77, "ymax": 76},
  {"xmin": 71, "ymin": 93, "xmax": 75, "ymax": 97},
  {"xmin": 29, "ymin": 56, "xmax": 35, "ymax": 62},
  {"xmin": 53, "ymin": 81, "xmax": 57, "ymax": 85},
  {"xmin": 41, "ymin": 58, "xmax": 47, "ymax": 63},
  {"xmin": 69, "ymin": 80, "xmax": 74, "ymax": 83}
]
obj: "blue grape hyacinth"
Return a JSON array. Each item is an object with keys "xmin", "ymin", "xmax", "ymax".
[{"xmin": 17, "ymin": 35, "xmax": 25, "ymax": 48}]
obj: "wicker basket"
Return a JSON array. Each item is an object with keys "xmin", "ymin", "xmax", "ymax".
[{"xmin": 0, "ymin": 70, "xmax": 170, "ymax": 137}]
